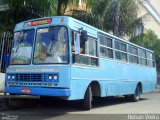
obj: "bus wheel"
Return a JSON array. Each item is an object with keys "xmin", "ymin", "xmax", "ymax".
[
  {"xmin": 82, "ymin": 86, "xmax": 92, "ymax": 110},
  {"xmin": 131, "ymin": 86, "xmax": 141, "ymax": 102},
  {"xmin": 124, "ymin": 95, "xmax": 131, "ymax": 101}
]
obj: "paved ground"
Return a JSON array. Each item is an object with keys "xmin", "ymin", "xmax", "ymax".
[{"xmin": 0, "ymin": 91, "xmax": 160, "ymax": 120}]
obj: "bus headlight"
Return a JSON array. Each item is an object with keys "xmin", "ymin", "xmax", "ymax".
[
  {"xmin": 53, "ymin": 75, "xmax": 58, "ymax": 80},
  {"xmin": 48, "ymin": 75, "xmax": 53, "ymax": 80},
  {"xmin": 48, "ymin": 74, "xmax": 58, "ymax": 81},
  {"xmin": 8, "ymin": 75, "xmax": 11, "ymax": 79},
  {"xmin": 12, "ymin": 75, "xmax": 15, "ymax": 79}
]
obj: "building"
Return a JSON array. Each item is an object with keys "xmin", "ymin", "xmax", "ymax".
[
  {"xmin": 136, "ymin": 0, "xmax": 160, "ymax": 38},
  {"xmin": 137, "ymin": 0, "xmax": 160, "ymax": 84},
  {"xmin": 69, "ymin": 0, "xmax": 160, "ymax": 39}
]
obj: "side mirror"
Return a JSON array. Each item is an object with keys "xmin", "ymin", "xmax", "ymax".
[{"xmin": 81, "ymin": 30, "xmax": 87, "ymax": 42}]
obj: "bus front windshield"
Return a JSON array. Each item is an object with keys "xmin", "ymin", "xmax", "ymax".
[
  {"xmin": 10, "ymin": 30, "xmax": 34, "ymax": 65},
  {"xmin": 33, "ymin": 26, "xmax": 68, "ymax": 64}
]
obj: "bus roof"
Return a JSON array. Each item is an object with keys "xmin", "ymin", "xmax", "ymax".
[{"xmin": 15, "ymin": 16, "xmax": 154, "ymax": 53}]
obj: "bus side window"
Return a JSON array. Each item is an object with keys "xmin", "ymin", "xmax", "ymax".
[
  {"xmin": 72, "ymin": 30, "xmax": 98, "ymax": 66},
  {"xmin": 72, "ymin": 31, "xmax": 84, "ymax": 54}
]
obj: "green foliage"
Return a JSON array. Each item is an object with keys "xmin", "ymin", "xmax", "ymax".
[
  {"xmin": 61, "ymin": 0, "xmax": 97, "ymax": 27},
  {"xmin": 68, "ymin": 0, "xmax": 142, "ymax": 36},
  {"xmin": 92, "ymin": 0, "xmax": 142, "ymax": 36},
  {"xmin": 57, "ymin": 0, "xmax": 69, "ymax": 15},
  {"xmin": 130, "ymin": 30, "xmax": 160, "ymax": 71},
  {"xmin": 0, "ymin": 0, "xmax": 142, "ymax": 36},
  {"xmin": 0, "ymin": 0, "xmax": 57, "ymax": 33},
  {"xmin": 69, "ymin": 10, "xmax": 100, "ymax": 28}
]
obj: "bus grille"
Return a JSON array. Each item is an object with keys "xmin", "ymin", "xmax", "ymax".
[{"xmin": 15, "ymin": 74, "xmax": 45, "ymax": 82}]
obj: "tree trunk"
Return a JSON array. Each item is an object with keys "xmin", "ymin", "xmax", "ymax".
[
  {"xmin": 112, "ymin": 0, "xmax": 120, "ymax": 36},
  {"xmin": 57, "ymin": 0, "xmax": 69, "ymax": 16},
  {"xmin": 57, "ymin": 0, "xmax": 63, "ymax": 15}
]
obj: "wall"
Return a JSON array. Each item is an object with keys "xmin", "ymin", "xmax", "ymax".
[{"xmin": 137, "ymin": 0, "xmax": 160, "ymax": 38}]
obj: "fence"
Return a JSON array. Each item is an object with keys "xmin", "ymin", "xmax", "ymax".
[{"xmin": 0, "ymin": 32, "xmax": 13, "ymax": 73}]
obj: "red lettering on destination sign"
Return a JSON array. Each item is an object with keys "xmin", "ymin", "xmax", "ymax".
[
  {"xmin": 24, "ymin": 18, "xmax": 52, "ymax": 27},
  {"xmin": 30, "ymin": 18, "xmax": 52, "ymax": 26}
]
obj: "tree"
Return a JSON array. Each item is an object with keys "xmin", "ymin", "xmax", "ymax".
[
  {"xmin": 130, "ymin": 30, "xmax": 160, "ymax": 71},
  {"xmin": 53, "ymin": 0, "xmax": 98, "ymax": 28},
  {"xmin": 0, "ymin": 0, "xmax": 142, "ymax": 37},
  {"xmin": 56, "ymin": 0, "xmax": 143, "ymax": 38},
  {"xmin": 0, "ymin": 0, "xmax": 93, "ymax": 33},
  {"xmin": 112, "ymin": 0, "xmax": 120, "ymax": 36},
  {"xmin": 0, "ymin": 0, "xmax": 57, "ymax": 33},
  {"xmin": 92, "ymin": 0, "xmax": 142, "ymax": 36},
  {"xmin": 57, "ymin": 0, "xmax": 69, "ymax": 16}
]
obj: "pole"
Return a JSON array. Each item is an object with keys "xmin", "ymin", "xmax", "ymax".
[{"xmin": 0, "ymin": 32, "xmax": 6, "ymax": 72}]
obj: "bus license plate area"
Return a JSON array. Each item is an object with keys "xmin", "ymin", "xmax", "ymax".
[{"xmin": 21, "ymin": 88, "xmax": 31, "ymax": 94}]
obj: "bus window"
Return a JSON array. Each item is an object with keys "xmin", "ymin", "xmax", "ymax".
[
  {"xmin": 10, "ymin": 30, "xmax": 34, "ymax": 65},
  {"xmin": 147, "ymin": 52, "xmax": 155, "ymax": 67},
  {"xmin": 85, "ymin": 37, "xmax": 97, "ymax": 56},
  {"xmin": 139, "ymin": 49, "xmax": 147, "ymax": 66},
  {"xmin": 129, "ymin": 46, "xmax": 138, "ymax": 55},
  {"xmin": 115, "ymin": 51, "xmax": 127, "ymax": 62},
  {"xmin": 139, "ymin": 58, "xmax": 147, "ymax": 66},
  {"xmin": 115, "ymin": 41, "xmax": 127, "ymax": 52},
  {"xmin": 121, "ymin": 43, "xmax": 127, "ymax": 52},
  {"xmin": 33, "ymin": 26, "xmax": 68, "ymax": 64},
  {"xmin": 115, "ymin": 41, "xmax": 121, "ymax": 50},
  {"xmin": 147, "ymin": 52, "xmax": 152, "ymax": 60},
  {"xmin": 128, "ymin": 45, "xmax": 138, "ymax": 64},
  {"xmin": 115, "ymin": 40, "xmax": 127, "ymax": 62},
  {"xmin": 100, "ymin": 47, "xmax": 113, "ymax": 58},
  {"xmin": 129, "ymin": 55, "xmax": 138, "ymax": 64},
  {"xmin": 72, "ymin": 31, "xmax": 81, "ymax": 54},
  {"xmin": 99, "ymin": 34, "xmax": 113, "ymax": 59},
  {"xmin": 139, "ymin": 49, "xmax": 146, "ymax": 58},
  {"xmin": 73, "ymin": 36, "xmax": 98, "ymax": 66}
]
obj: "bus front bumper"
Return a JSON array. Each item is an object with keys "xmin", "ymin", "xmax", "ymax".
[{"xmin": 5, "ymin": 87, "xmax": 71, "ymax": 97}]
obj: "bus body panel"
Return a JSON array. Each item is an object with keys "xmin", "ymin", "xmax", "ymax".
[
  {"xmin": 5, "ymin": 16, "xmax": 157, "ymax": 101},
  {"xmin": 5, "ymin": 87, "xmax": 71, "ymax": 97},
  {"xmin": 68, "ymin": 58, "xmax": 156, "ymax": 100},
  {"xmin": 5, "ymin": 65, "xmax": 71, "ymax": 96}
]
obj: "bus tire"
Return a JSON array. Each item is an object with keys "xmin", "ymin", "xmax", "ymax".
[
  {"xmin": 131, "ymin": 85, "xmax": 141, "ymax": 102},
  {"xmin": 124, "ymin": 95, "xmax": 131, "ymax": 101},
  {"xmin": 82, "ymin": 86, "xmax": 92, "ymax": 110},
  {"xmin": 9, "ymin": 93, "xmax": 16, "ymax": 95}
]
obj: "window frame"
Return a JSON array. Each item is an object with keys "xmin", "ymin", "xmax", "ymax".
[
  {"xmin": 72, "ymin": 31, "xmax": 99, "ymax": 67},
  {"xmin": 33, "ymin": 25, "xmax": 70, "ymax": 65},
  {"xmin": 138, "ymin": 49, "xmax": 147, "ymax": 66},
  {"xmin": 128, "ymin": 45, "xmax": 139, "ymax": 64},
  {"xmin": 10, "ymin": 29, "xmax": 35, "ymax": 65},
  {"xmin": 99, "ymin": 34, "xmax": 114, "ymax": 59},
  {"xmin": 146, "ymin": 51, "xmax": 155, "ymax": 67},
  {"xmin": 98, "ymin": 33, "xmax": 155, "ymax": 68},
  {"xmin": 114, "ymin": 40, "xmax": 128, "ymax": 62}
]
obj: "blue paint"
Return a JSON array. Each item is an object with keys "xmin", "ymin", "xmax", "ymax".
[
  {"xmin": 5, "ymin": 16, "xmax": 157, "ymax": 101},
  {"xmin": 5, "ymin": 87, "xmax": 70, "ymax": 97}
]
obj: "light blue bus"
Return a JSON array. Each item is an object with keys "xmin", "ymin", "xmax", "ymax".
[{"xmin": 5, "ymin": 16, "xmax": 157, "ymax": 110}]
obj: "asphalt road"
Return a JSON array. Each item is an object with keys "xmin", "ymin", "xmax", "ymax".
[{"xmin": 0, "ymin": 91, "xmax": 160, "ymax": 120}]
